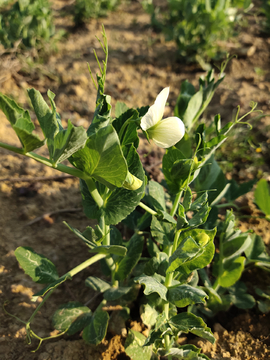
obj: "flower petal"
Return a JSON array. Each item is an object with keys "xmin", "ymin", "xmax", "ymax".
[
  {"xmin": 147, "ymin": 116, "xmax": 185, "ymax": 149},
  {"xmin": 140, "ymin": 87, "xmax": 170, "ymax": 131}
]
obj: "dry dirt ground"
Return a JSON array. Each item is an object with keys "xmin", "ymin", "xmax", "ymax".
[{"xmin": 1, "ymin": 1, "xmax": 270, "ymax": 359}]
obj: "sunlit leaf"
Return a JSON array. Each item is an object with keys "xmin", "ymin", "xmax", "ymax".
[
  {"xmin": 125, "ymin": 330, "xmax": 152, "ymax": 360},
  {"xmin": 134, "ymin": 274, "xmax": 167, "ymax": 301},
  {"xmin": 52, "ymin": 302, "xmax": 91, "ymax": 335},
  {"xmin": 15, "ymin": 246, "xmax": 58, "ymax": 284},
  {"xmin": 85, "ymin": 276, "xmax": 110, "ymax": 292},
  {"xmin": 167, "ymin": 285, "xmax": 208, "ymax": 307},
  {"xmin": 254, "ymin": 179, "xmax": 270, "ymax": 217}
]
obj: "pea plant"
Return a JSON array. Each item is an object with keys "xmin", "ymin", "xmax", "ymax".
[
  {"xmin": 141, "ymin": 0, "xmax": 252, "ymax": 65},
  {"xmin": 0, "ymin": 0, "xmax": 56, "ymax": 50},
  {"xmin": 0, "ymin": 28, "xmax": 262, "ymax": 359},
  {"xmin": 74, "ymin": 0, "xmax": 120, "ymax": 26}
]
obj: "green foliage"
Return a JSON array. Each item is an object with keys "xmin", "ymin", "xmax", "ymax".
[
  {"xmin": 0, "ymin": 0, "xmax": 55, "ymax": 49},
  {"xmin": 82, "ymin": 309, "xmax": 109, "ymax": 345},
  {"xmin": 254, "ymin": 179, "xmax": 270, "ymax": 220},
  {"xmin": 14, "ymin": 247, "xmax": 59, "ymax": 284},
  {"xmin": 74, "ymin": 0, "xmax": 120, "ymax": 25},
  {"xmin": 125, "ymin": 330, "xmax": 153, "ymax": 360},
  {"xmin": 1, "ymin": 28, "xmax": 267, "ymax": 359},
  {"xmin": 261, "ymin": 0, "xmax": 270, "ymax": 32},
  {"xmin": 142, "ymin": 0, "xmax": 251, "ymax": 63},
  {"xmin": 52, "ymin": 302, "xmax": 92, "ymax": 335}
]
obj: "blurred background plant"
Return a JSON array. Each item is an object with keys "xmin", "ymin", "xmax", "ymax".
[
  {"xmin": 141, "ymin": 0, "xmax": 253, "ymax": 66},
  {"xmin": 74, "ymin": 0, "xmax": 121, "ymax": 26},
  {"xmin": 0, "ymin": 0, "xmax": 58, "ymax": 51},
  {"xmin": 261, "ymin": 0, "xmax": 270, "ymax": 31}
]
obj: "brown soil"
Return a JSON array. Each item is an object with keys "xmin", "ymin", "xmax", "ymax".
[{"xmin": 1, "ymin": 2, "xmax": 270, "ymax": 359}]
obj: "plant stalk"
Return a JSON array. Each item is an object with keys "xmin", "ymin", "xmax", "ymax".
[
  {"xmin": 0, "ymin": 141, "xmax": 87, "ymax": 180},
  {"xmin": 84, "ymin": 178, "xmax": 104, "ymax": 208},
  {"xmin": 27, "ymin": 253, "xmax": 106, "ymax": 325},
  {"xmin": 99, "ymin": 216, "xmax": 117, "ymax": 285},
  {"xmin": 170, "ymin": 191, "xmax": 183, "ymax": 217},
  {"xmin": 163, "ymin": 230, "xmax": 181, "ymax": 354},
  {"xmin": 139, "ymin": 201, "xmax": 158, "ymax": 216}
]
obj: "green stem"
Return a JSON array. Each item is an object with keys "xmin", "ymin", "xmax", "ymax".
[
  {"xmin": 99, "ymin": 216, "xmax": 117, "ymax": 284},
  {"xmin": 213, "ymin": 232, "xmax": 224, "ymax": 291},
  {"xmin": 139, "ymin": 202, "xmax": 158, "ymax": 216},
  {"xmin": 27, "ymin": 253, "xmax": 106, "ymax": 327},
  {"xmin": 68, "ymin": 253, "xmax": 106, "ymax": 277},
  {"xmin": 28, "ymin": 290, "xmax": 54, "ymax": 324},
  {"xmin": 84, "ymin": 178, "xmax": 104, "ymax": 208},
  {"xmin": 0, "ymin": 141, "xmax": 87, "ymax": 180},
  {"xmin": 215, "ymin": 202, "xmax": 240, "ymax": 210},
  {"xmin": 163, "ymin": 230, "xmax": 181, "ymax": 353},
  {"xmin": 170, "ymin": 191, "xmax": 183, "ymax": 217}
]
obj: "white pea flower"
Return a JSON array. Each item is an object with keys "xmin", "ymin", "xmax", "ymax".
[{"xmin": 140, "ymin": 87, "xmax": 185, "ymax": 148}]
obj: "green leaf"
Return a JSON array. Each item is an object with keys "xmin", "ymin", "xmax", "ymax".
[
  {"xmin": 14, "ymin": 246, "xmax": 59, "ymax": 284},
  {"xmin": 174, "ymin": 132, "xmax": 193, "ymax": 158},
  {"xmin": 194, "ymin": 156, "xmax": 228, "ymax": 205},
  {"xmin": 52, "ymin": 302, "xmax": 91, "ymax": 335},
  {"xmin": 113, "ymin": 108, "xmax": 140, "ymax": 147},
  {"xmin": 167, "ymin": 285, "xmax": 208, "ymax": 307},
  {"xmin": 167, "ymin": 345, "xmax": 210, "ymax": 360},
  {"xmin": 167, "ymin": 237, "xmax": 201, "ymax": 273},
  {"xmin": 87, "ymin": 92, "xmax": 112, "ymax": 136},
  {"xmin": 190, "ymin": 192, "xmax": 208, "ymax": 211},
  {"xmin": 168, "ymin": 229, "xmax": 216, "ymax": 274},
  {"xmin": 65, "ymin": 221, "xmax": 127, "ymax": 257},
  {"xmin": 134, "ymin": 274, "xmax": 167, "ymax": 301},
  {"xmin": 32, "ymin": 275, "xmax": 70, "ymax": 300},
  {"xmin": 245, "ymin": 234, "xmax": 267, "ymax": 261},
  {"xmin": 188, "ymin": 203, "xmax": 211, "ymax": 228},
  {"xmin": 102, "ymin": 144, "xmax": 145, "ymax": 225},
  {"xmin": 85, "ymin": 276, "xmax": 111, "ymax": 292},
  {"xmin": 12, "ymin": 120, "xmax": 45, "ymax": 153},
  {"xmin": 140, "ymin": 304, "xmax": 159, "ymax": 328},
  {"xmin": 115, "ymin": 233, "xmax": 144, "ymax": 281},
  {"xmin": 0, "ymin": 93, "xmax": 44, "ymax": 152},
  {"xmin": 28, "ymin": 88, "xmax": 61, "ymax": 141},
  {"xmin": 66, "ymin": 221, "xmax": 126, "ymax": 255},
  {"xmin": 218, "ymin": 256, "xmax": 245, "ymax": 288},
  {"xmin": 83, "ymin": 310, "xmax": 109, "ymax": 345},
  {"xmin": 174, "ymin": 80, "xmax": 196, "ymax": 119},
  {"xmin": 69, "ymin": 124, "xmax": 127, "ymax": 187},
  {"xmin": 226, "ymin": 178, "xmax": 256, "ymax": 202},
  {"xmin": 64, "ymin": 221, "xmax": 98, "ymax": 248},
  {"xmin": 254, "ymin": 179, "xmax": 270, "ymax": 216},
  {"xmin": 182, "ymin": 87, "xmax": 203, "ymax": 131},
  {"xmin": 89, "ymin": 245, "xmax": 127, "ymax": 256},
  {"xmin": 0, "ymin": 93, "xmax": 31, "ymax": 125},
  {"xmin": 49, "ymin": 119, "xmax": 87, "ymax": 165},
  {"xmin": 125, "ymin": 330, "xmax": 152, "ymax": 360},
  {"xmin": 228, "ymin": 282, "xmax": 256, "ymax": 309},
  {"xmin": 103, "ymin": 286, "xmax": 132, "ymax": 301},
  {"xmin": 115, "ymin": 101, "xmax": 129, "ymax": 117},
  {"xmin": 146, "ymin": 237, "xmax": 160, "ymax": 257},
  {"xmin": 151, "ymin": 216, "xmax": 175, "ymax": 245},
  {"xmin": 162, "ymin": 147, "xmax": 191, "ymax": 194},
  {"xmin": 168, "ymin": 313, "xmax": 215, "ymax": 344},
  {"xmin": 183, "ymin": 186, "xmax": 192, "ymax": 211},
  {"xmin": 223, "ymin": 234, "xmax": 252, "ymax": 261},
  {"xmin": 157, "ymin": 210, "xmax": 177, "ymax": 224},
  {"xmin": 177, "ymin": 204, "xmax": 188, "ymax": 230},
  {"xmin": 146, "ymin": 180, "xmax": 166, "ymax": 211}
]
